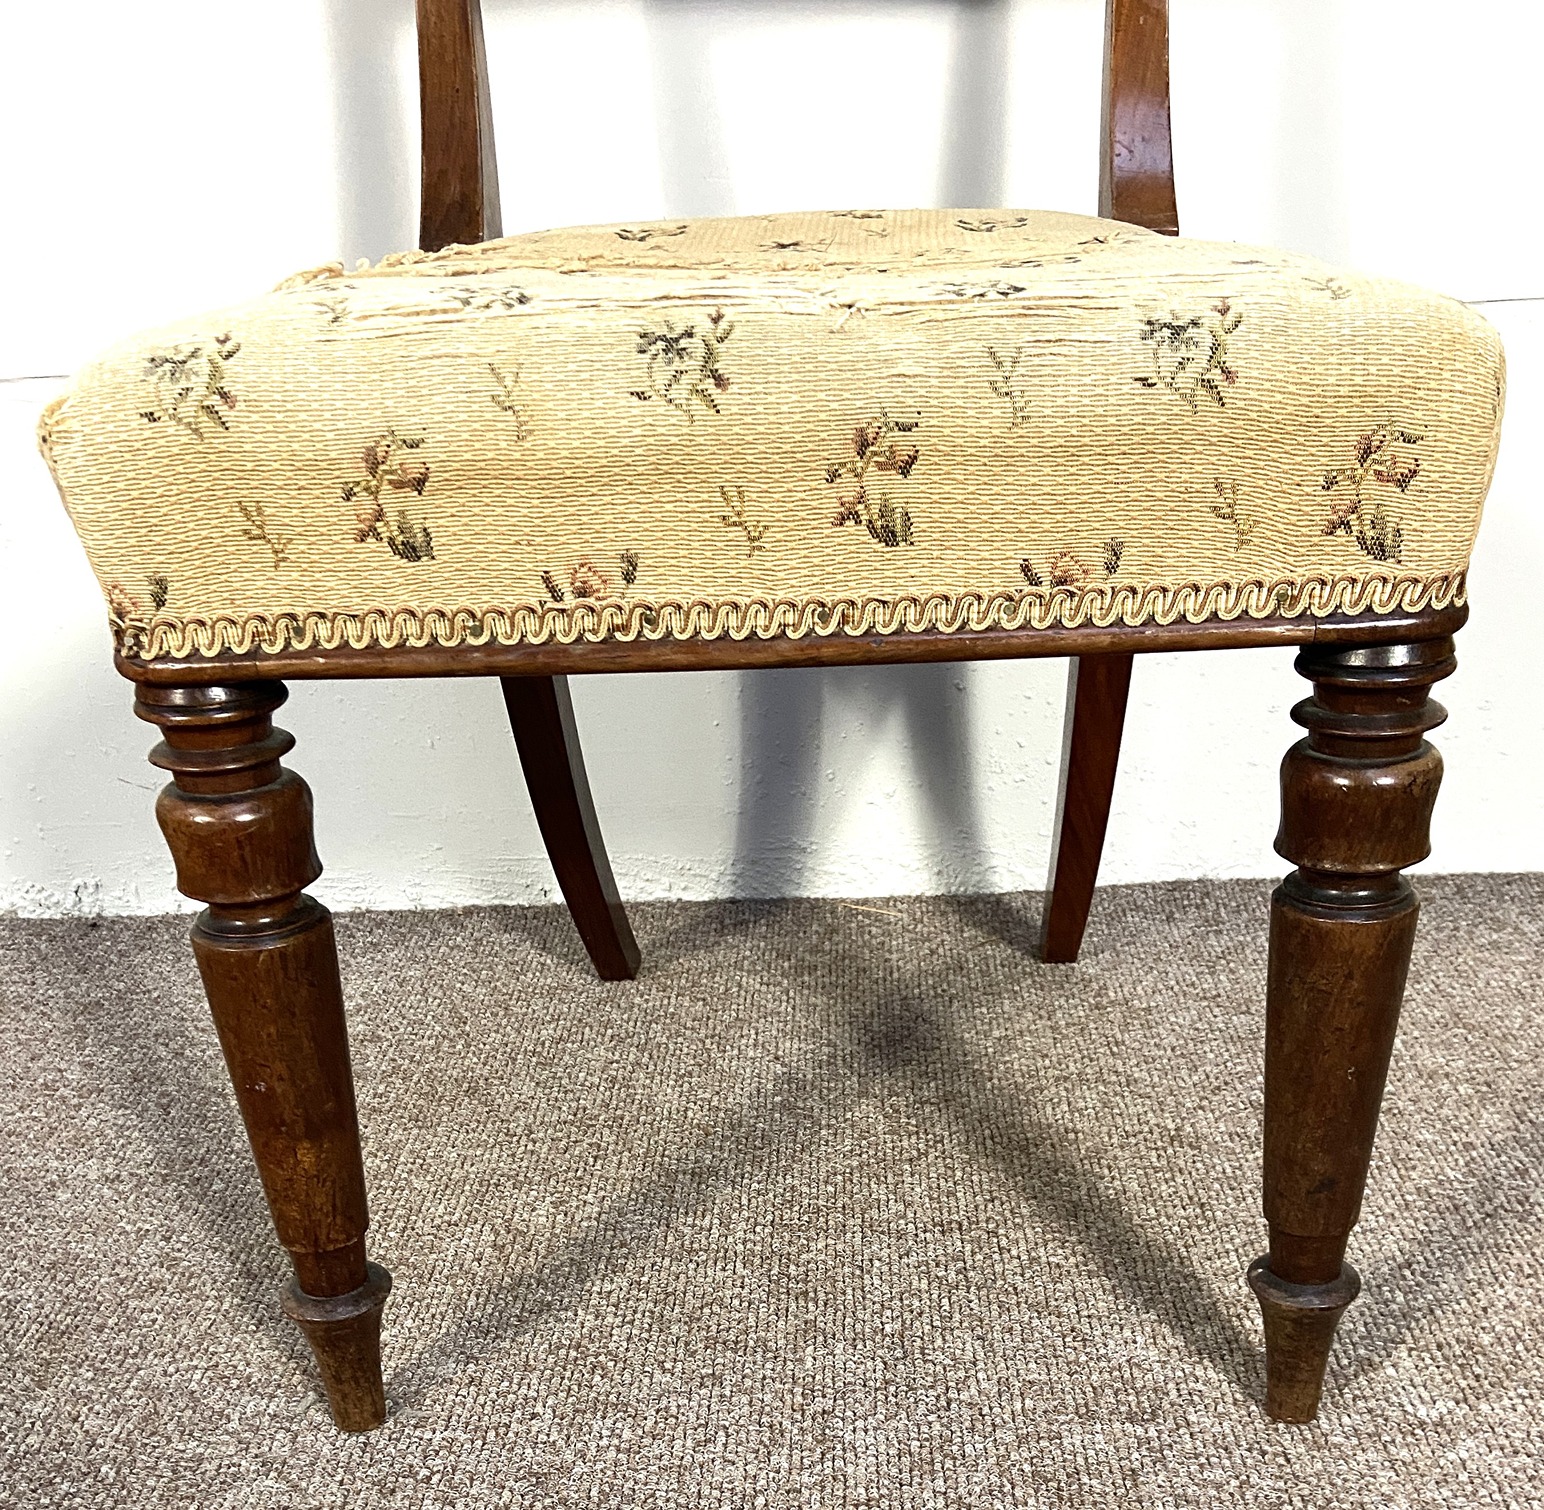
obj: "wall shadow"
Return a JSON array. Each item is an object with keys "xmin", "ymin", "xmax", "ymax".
[
  {"xmin": 643, "ymin": 0, "xmax": 739, "ymax": 218},
  {"xmin": 939, "ymin": 0, "xmax": 1013, "ymax": 209},
  {"xmin": 729, "ymin": 662, "xmax": 996, "ymax": 901},
  {"xmin": 693, "ymin": 0, "xmax": 1017, "ymax": 904},
  {"xmin": 322, "ymin": 0, "xmax": 417, "ymax": 264},
  {"xmin": 1268, "ymin": 0, "xmax": 1350, "ymax": 262}
]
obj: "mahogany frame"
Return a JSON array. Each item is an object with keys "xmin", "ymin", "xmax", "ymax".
[
  {"xmin": 115, "ymin": 0, "xmax": 1471, "ymax": 1435},
  {"xmin": 119, "ymin": 603, "xmax": 1466, "ymax": 683}
]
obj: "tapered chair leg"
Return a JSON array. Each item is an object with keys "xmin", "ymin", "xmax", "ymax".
[
  {"xmin": 136, "ymin": 682, "xmax": 390, "ymax": 1432},
  {"xmin": 1249, "ymin": 637, "xmax": 1455, "ymax": 1422},
  {"xmin": 500, "ymin": 674, "xmax": 640, "ymax": 981},
  {"xmin": 1041, "ymin": 653, "xmax": 1133, "ymax": 962}
]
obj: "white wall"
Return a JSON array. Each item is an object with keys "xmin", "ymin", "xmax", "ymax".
[{"xmin": 3, "ymin": 0, "xmax": 1540, "ymax": 916}]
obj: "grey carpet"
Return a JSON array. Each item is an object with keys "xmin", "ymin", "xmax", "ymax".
[{"xmin": 2, "ymin": 876, "xmax": 1542, "ymax": 1510}]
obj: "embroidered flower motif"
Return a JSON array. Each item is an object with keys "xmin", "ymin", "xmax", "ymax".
[
  {"xmin": 236, "ymin": 501, "xmax": 290, "ymax": 568},
  {"xmin": 826, "ymin": 413, "xmax": 920, "ymax": 548},
  {"xmin": 103, "ymin": 576, "xmax": 174, "ymax": 652},
  {"xmin": 939, "ymin": 280, "xmax": 1028, "ymax": 300},
  {"xmin": 986, "ymin": 345, "xmax": 1034, "ymax": 428},
  {"xmin": 631, "ymin": 310, "xmax": 734, "ymax": 419},
  {"xmin": 444, "ymin": 285, "xmax": 531, "ymax": 311},
  {"xmin": 310, "ymin": 288, "xmax": 356, "ymax": 324},
  {"xmin": 106, "ymin": 583, "xmax": 141, "ymax": 622},
  {"xmin": 540, "ymin": 553, "xmax": 641, "ymax": 603},
  {"xmin": 139, "ymin": 332, "xmax": 241, "ymax": 438},
  {"xmin": 489, "ymin": 363, "xmax": 530, "ymax": 439},
  {"xmin": 342, "ymin": 430, "xmax": 434, "ymax": 561},
  {"xmin": 1308, "ymin": 275, "xmax": 1354, "ymax": 301},
  {"xmin": 1020, "ymin": 539, "xmax": 1124, "ymax": 588},
  {"xmin": 718, "ymin": 485, "xmax": 768, "ymax": 555},
  {"xmin": 570, "ymin": 559, "xmax": 610, "ymax": 599},
  {"xmin": 1321, "ymin": 424, "xmax": 1423, "ymax": 563},
  {"xmin": 1135, "ymin": 300, "xmax": 1242, "ymax": 410},
  {"xmin": 615, "ymin": 224, "xmax": 688, "ymax": 243},
  {"xmin": 1019, "ymin": 554, "xmax": 1081, "ymax": 588},
  {"xmin": 1210, "ymin": 478, "xmax": 1254, "ymax": 549}
]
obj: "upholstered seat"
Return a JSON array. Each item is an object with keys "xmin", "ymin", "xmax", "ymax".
[{"xmin": 41, "ymin": 208, "xmax": 1503, "ymax": 662}]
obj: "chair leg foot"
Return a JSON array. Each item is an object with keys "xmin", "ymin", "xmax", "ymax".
[
  {"xmin": 1247, "ymin": 1257, "xmax": 1360, "ymax": 1422},
  {"xmin": 283, "ymin": 1262, "xmax": 393, "ymax": 1431}
]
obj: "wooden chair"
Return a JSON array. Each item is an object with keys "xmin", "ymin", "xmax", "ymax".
[{"xmin": 39, "ymin": 0, "xmax": 1503, "ymax": 1433}]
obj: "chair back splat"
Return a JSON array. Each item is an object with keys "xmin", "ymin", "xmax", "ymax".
[{"xmin": 417, "ymin": 0, "xmax": 502, "ymax": 250}]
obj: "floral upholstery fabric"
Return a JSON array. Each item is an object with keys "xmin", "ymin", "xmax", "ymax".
[{"xmin": 39, "ymin": 208, "xmax": 1504, "ymax": 661}]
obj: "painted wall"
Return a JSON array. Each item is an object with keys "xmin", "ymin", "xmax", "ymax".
[{"xmin": 3, "ymin": 0, "xmax": 1540, "ymax": 916}]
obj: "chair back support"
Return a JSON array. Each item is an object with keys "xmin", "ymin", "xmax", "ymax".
[
  {"xmin": 1101, "ymin": 0, "xmax": 1177, "ymax": 233},
  {"xmin": 417, "ymin": 0, "xmax": 502, "ymax": 250},
  {"xmin": 414, "ymin": 0, "xmax": 1176, "ymax": 250}
]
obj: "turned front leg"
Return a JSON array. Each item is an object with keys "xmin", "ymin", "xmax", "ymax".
[
  {"xmin": 136, "ymin": 682, "xmax": 390, "ymax": 1432},
  {"xmin": 1249, "ymin": 638, "xmax": 1454, "ymax": 1422}
]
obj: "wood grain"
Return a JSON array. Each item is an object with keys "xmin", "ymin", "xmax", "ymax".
[
  {"xmin": 1100, "ymin": 0, "xmax": 1178, "ymax": 233},
  {"xmin": 501, "ymin": 675, "xmax": 641, "ymax": 980},
  {"xmin": 1248, "ymin": 637, "xmax": 1455, "ymax": 1421},
  {"xmin": 416, "ymin": 0, "xmax": 502, "ymax": 250},
  {"xmin": 1041, "ymin": 653, "xmax": 1133, "ymax": 963},
  {"xmin": 137, "ymin": 681, "xmax": 390, "ymax": 1432}
]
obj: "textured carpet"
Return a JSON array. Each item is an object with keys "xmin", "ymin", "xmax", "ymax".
[{"xmin": 2, "ymin": 877, "xmax": 1542, "ymax": 1510}]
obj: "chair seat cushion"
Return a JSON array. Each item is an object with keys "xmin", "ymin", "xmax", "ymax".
[{"xmin": 40, "ymin": 208, "xmax": 1504, "ymax": 661}]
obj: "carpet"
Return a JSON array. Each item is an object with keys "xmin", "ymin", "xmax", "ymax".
[{"xmin": 2, "ymin": 877, "xmax": 1541, "ymax": 1509}]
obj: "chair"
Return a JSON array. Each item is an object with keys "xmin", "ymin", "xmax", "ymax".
[{"xmin": 38, "ymin": 0, "xmax": 1504, "ymax": 1433}]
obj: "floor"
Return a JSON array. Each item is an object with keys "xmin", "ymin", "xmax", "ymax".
[{"xmin": 3, "ymin": 876, "xmax": 1541, "ymax": 1509}]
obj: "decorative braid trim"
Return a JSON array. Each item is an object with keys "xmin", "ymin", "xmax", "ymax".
[{"xmin": 116, "ymin": 572, "xmax": 1467, "ymax": 661}]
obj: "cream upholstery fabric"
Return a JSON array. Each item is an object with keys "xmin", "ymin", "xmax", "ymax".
[{"xmin": 40, "ymin": 209, "xmax": 1504, "ymax": 661}]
